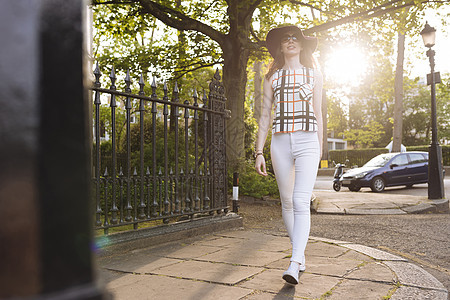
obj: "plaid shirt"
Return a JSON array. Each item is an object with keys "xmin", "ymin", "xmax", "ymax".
[{"xmin": 272, "ymin": 68, "xmax": 317, "ymax": 134}]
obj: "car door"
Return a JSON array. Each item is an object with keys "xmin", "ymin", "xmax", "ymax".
[
  {"xmin": 407, "ymin": 153, "xmax": 428, "ymax": 183},
  {"xmin": 386, "ymin": 154, "xmax": 410, "ymax": 185}
]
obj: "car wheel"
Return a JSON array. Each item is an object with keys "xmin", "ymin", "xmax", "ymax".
[
  {"xmin": 348, "ymin": 184, "xmax": 361, "ymax": 192},
  {"xmin": 333, "ymin": 182, "xmax": 341, "ymax": 192},
  {"xmin": 371, "ymin": 177, "xmax": 385, "ymax": 192}
]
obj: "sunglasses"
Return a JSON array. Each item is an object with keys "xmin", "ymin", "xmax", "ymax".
[{"xmin": 281, "ymin": 35, "xmax": 300, "ymax": 43}]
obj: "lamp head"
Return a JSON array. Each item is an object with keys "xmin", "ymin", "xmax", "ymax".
[{"xmin": 420, "ymin": 21, "xmax": 436, "ymax": 48}]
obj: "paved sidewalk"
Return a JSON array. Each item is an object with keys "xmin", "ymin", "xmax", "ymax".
[
  {"xmin": 97, "ymin": 229, "xmax": 448, "ymax": 299},
  {"xmin": 311, "ymin": 190, "xmax": 449, "ymax": 215}
]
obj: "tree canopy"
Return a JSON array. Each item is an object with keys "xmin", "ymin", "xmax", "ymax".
[{"xmin": 91, "ymin": 0, "xmax": 450, "ymax": 168}]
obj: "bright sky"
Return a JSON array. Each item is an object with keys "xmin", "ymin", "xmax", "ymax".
[{"xmin": 324, "ymin": 7, "xmax": 450, "ymax": 87}]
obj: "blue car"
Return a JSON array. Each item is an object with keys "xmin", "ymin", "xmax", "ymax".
[{"xmin": 340, "ymin": 152, "xmax": 429, "ymax": 192}]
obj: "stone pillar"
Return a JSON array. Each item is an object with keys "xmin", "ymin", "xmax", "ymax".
[{"xmin": 0, "ymin": 1, "xmax": 106, "ymax": 298}]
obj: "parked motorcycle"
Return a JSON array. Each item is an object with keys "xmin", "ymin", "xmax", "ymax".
[{"xmin": 332, "ymin": 160, "xmax": 349, "ymax": 191}]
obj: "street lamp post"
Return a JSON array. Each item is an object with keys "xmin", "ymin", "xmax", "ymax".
[{"xmin": 420, "ymin": 22, "xmax": 445, "ymax": 200}]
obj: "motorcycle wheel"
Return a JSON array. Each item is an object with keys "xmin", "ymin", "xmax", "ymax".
[{"xmin": 333, "ymin": 182, "xmax": 341, "ymax": 192}]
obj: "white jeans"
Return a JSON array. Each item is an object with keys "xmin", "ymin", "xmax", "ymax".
[{"xmin": 271, "ymin": 131, "xmax": 320, "ymax": 264}]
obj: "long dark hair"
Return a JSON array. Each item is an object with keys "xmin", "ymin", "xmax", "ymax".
[{"xmin": 265, "ymin": 42, "xmax": 315, "ymax": 80}]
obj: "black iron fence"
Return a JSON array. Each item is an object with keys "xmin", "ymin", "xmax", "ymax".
[{"xmin": 90, "ymin": 63, "xmax": 229, "ymax": 234}]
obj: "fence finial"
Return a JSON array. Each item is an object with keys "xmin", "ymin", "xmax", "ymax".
[
  {"xmin": 94, "ymin": 62, "xmax": 101, "ymax": 87},
  {"xmin": 202, "ymin": 90, "xmax": 208, "ymax": 105},
  {"xmin": 109, "ymin": 66, "xmax": 116, "ymax": 107},
  {"xmin": 193, "ymin": 88, "xmax": 198, "ymax": 106},
  {"xmin": 163, "ymin": 82, "xmax": 168, "ymax": 101},
  {"xmin": 172, "ymin": 82, "xmax": 179, "ymax": 104},
  {"xmin": 125, "ymin": 69, "xmax": 131, "ymax": 93},
  {"xmin": 109, "ymin": 66, "xmax": 116, "ymax": 86},
  {"xmin": 214, "ymin": 68, "xmax": 221, "ymax": 80},
  {"xmin": 151, "ymin": 77, "xmax": 157, "ymax": 99},
  {"xmin": 139, "ymin": 73, "xmax": 145, "ymax": 96}
]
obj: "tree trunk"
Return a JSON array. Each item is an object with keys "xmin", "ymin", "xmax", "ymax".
[
  {"xmin": 253, "ymin": 60, "xmax": 263, "ymax": 121},
  {"xmin": 222, "ymin": 38, "xmax": 250, "ymax": 172},
  {"xmin": 393, "ymin": 32, "xmax": 405, "ymax": 152}
]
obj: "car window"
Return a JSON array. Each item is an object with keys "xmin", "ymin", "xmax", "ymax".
[
  {"xmin": 391, "ymin": 154, "xmax": 409, "ymax": 166},
  {"xmin": 409, "ymin": 153, "xmax": 427, "ymax": 164},
  {"xmin": 364, "ymin": 154, "xmax": 396, "ymax": 167}
]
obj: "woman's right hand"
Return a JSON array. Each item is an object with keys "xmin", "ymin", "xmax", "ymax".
[{"xmin": 255, "ymin": 155, "xmax": 268, "ymax": 176}]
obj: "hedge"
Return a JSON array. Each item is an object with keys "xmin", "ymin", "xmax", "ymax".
[
  {"xmin": 328, "ymin": 148, "xmax": 389, "ymax": 168},
  {"xmin": 329, "ymin": 145, "xmax": 450, "ymax": 168},
  {"xmin": 406, "ymin": 145, "xmax": 450, "ymax": 166}
]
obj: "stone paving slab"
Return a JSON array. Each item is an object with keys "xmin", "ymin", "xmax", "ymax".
[
  {"xmin": 98, "ymin": 230, "xmax": 448, "ymax": 300},
  {"xmin": 384, "ymin": 261, "xmax": 447, "ymax": 291},
  {"xmin": 391, "ymin": 200, "xmax": 429, "ymax": 208},
  {"xmin": 241, "ymin": 291, "xmax": 293, "ymax": 299},
  {"xmin": 325, "ymin": 278, "xmax": 394, "ymax": 300},
  {"xmin": 194, "ymin": 236, "xmax": 292, "ymax": 253},
  {"xmin": 133, "ymin": 257, "xmax": 183, "ymax": 274},
  {"xmin": 197, "ymin": 247, "xmax": 287, "ymax": 267},
  {"xmin": 315, "ymin": 207, "xmax": 346, "ymax": 214},
  {"xmin": 344, "ymin": 208, "xmax": 407, "ymax": 215},
  {"xmin": 238, "ymin": 269, "xmax": 341, "ymax": 299},
  {"xmin": 310, "ymin": 236, "xmax": 353, "ymax": 244},
  {"xmin": 344, "ymin": 261, "xmax": 395, "ymax": 283},
  {"xmin": 390, "ymin": 286, "xmax": 448, "ymax": 300},
  {"xmin": 152, "ymin": 260, "xmax": 263, "ymax": 285},
  {"xmin": 106, "ymin": 274, "xmax": 252, "ymax": 300},
  {"xmin": 401, "ymin": 202, "xmax": 436, "ymax": 214},
  {"xmin": 102, "ymin": 255, "xmax": 182, "ymax": 274},
  {"xmin": 337, "ymin": 248, "xmax": 375, "ymax": 262},
  {"xmin": 264, "ymin": 251, "xmax": 369, "ymax": 278},
  {"xmin": 306, "ymin": 257, "xmax": 367, "ymax": 277},
  {"xmin": 162, "ymin": 244, "xmax": 223, "ymax": 259},
  {"xmin": 431, "ymin": 198, "xmax": 450, "ymax": 212},
  {"xmin": 305, "ymin": 241, "xmax": 348, "ymax": 258},
  {"xmin": 192, "ymin": 236, "xmax": 247, "ymax": 247},
  {"xmin": 311, "ymin": 190, "xmax": 448, "ymax": 214},
  {"xmin": 342, "ymin": 244, "xmax": 408, "ymax": 261},
  {"xmin": 350, "ymin": 202, "xmax": 401, "ymax": 209},
  {"xmin": 216, "ymin": 230, "xmax": 277, "ymax": 240}
]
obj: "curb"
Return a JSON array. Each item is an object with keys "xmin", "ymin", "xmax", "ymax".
[
  {"xmin": 310, "ymin": 236, "xmax": 448, "ymax": 300},
  {"xmin": 95, "ymin": 213, "xmax": 243, "ymax": 257},
  {"xmin": 310, "ymin": 197, "xmax": 449, "ymax": 215}
]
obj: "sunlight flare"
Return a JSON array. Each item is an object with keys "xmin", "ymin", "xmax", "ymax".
[{"xmin": 324, "ymin": 46, "xmax": 368, "ymax": 86}]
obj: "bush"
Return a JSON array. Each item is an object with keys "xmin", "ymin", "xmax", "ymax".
[
  {"xmin": 228, "ymin": 160, "xmax": 279, "ymax": 199},
  {"xmin": 329, "ymin": 145, "xmax": 450, "ymax": 167}
]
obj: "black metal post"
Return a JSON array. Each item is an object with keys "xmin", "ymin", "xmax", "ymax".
[
  {"xmin": 139, "ymin": 73, "xmax": 147, "ymax": 219},
  {"xmin": 426, "ymin": 48, "xmax": 445, "ymax": 199},
  {"xmin": 193, "ymin": 90, "xmax": 201, "ymax": 211},
  {"xmin": 151, "ymin": 78, "xmax": 158, "ymax": 217},
  {"xmin": 163, "ymin": 83, "xmax": 170, "ymax": 222},
  {"xmin": 0, "ymin": 1, "xmax": 106, "ymax": 298},
  {"xmin": 232, "ymin": 172, "xmax": 239, "ymax": 213},
  {"xmin": 94, "ymin": 63, "xmax": 103, "ymax": 227},
  {"xmin": 172, "ymin": 83, "xmax": 181, "ymax": 214}
]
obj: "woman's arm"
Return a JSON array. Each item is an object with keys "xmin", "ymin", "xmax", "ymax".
[
  {"xmin": 255, "ymin": 77, "xmax": 274, "ymax": 176},
  {"xmin": 313, "ymin": 69, "xmax": 323, "ymax": 158}
]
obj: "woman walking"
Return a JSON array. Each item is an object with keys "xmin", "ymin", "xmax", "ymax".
[{"xmin": 255, "ymin": 24, "xmax": 323, "ymax": 285}]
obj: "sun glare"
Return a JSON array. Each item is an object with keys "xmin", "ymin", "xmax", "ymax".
[{"xmin": 324, "ymin": 46, "xmax": 368, "ymax": 87}]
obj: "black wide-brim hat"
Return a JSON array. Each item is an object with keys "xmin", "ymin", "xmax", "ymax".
[{"xmin": 265, "ymin": 25, "xmax": 318, "ymax": 58}]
